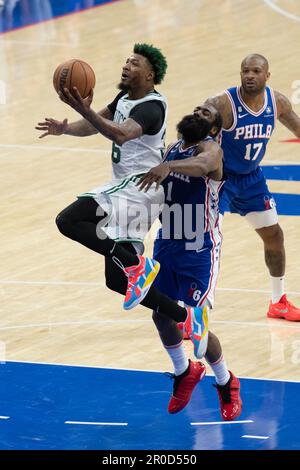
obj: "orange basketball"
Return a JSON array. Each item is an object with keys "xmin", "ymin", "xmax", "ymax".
[{"xmin": 53, "ymin": 59, "xmax": 96, "ymax": 98}]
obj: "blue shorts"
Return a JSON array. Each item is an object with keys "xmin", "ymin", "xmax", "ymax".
[
  {"xmin": 219, "ymin": 167, "xmax": 276, "ymax": 216},
  {"xmin": 153, "ymin": 230, "xmax": 222, "ymax": 308}
]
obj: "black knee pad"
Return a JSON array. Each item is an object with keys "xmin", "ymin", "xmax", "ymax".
[
  {"xmin": 152, "ymin": 310, "xmax": 176, "ymax": 330},
  {"xmin": 56, "ymin": 212, "xmax": 66, "ymax": 233},
  {"xmin": 55, "ymin": 211, "xmax": 74, "ymax": 237}
]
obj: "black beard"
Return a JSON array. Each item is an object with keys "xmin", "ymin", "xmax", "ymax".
[{"xmin": 118, "ymin": 82, "xmax": 130, "ymax": 92}]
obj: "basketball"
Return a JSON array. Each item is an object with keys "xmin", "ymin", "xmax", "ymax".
[{"xmin": 53, "ymin": 59, "xmax": 96, "ymax": 98}]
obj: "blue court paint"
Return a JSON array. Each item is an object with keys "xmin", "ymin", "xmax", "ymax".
[
  {"xmin": 0, "ymin": 361, "xmax": 299, "ymax": 450},
  {"xmin": 270, "ymin": 193, "xmax": 300, "ymax": 216},
  {"xmin": 257, "ymin": 165, "xmax": 300, "ymax": 216},
  {"xmin": 222, "ymin": 164, "xmax": 300, "ymax": 216},
  {"xmin": 261, "ymin": 165, "xmax": 300, "ymax": 181},
  {"xmin": 0, "ymin": 0, "xmax": 118, "ymax": 33},
  {"xmin": 223, "ymin": 192, "xmax": 300, "ymax": 216}
]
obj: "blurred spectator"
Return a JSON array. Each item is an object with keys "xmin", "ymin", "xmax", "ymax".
[{"xmin": 0, "ymin": 0, "xmax": 99, "ymax": 33}]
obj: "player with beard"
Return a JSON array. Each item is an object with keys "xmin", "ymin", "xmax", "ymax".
[{"xmin": 136, "ymin": 106, "xmax": 242, "ymax": 420}]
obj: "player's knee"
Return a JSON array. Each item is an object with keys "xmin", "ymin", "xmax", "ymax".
[
  {"xmin": 275, "ymin": 225, "xmax": 284, "ymax": 247},
  {"xmin": 55, "ymin": 211, "xmax": 73, "ymax": 237},
  {"xmin": 263, "ymin": 224, "xmax": 284, "ymax": 248},
  {"xmin": 152, "ymin": 310, "xmax": 167, "ymax": 331}
]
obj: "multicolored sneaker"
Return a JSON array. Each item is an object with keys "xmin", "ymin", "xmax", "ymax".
[
  {"xmin": 267, "ymin": 294, "xmax": 300, "ymax": 321},
  {"xmin": 123, "ymin": 255, "xmax": 160, "ymax": 310},
  {"xmin": 185, "ymin": 306, "xmax": 209, "ymax": 358},
  {"xmin": 177, "ymin": 322, "xmax": 191, "ymax": 340},
  {"xmin": 168, "ymin": 360, "xmax": 206, "ymax": 414},
  {"xmin": 214, "ymin": 371, "xmax": 242, "ymax": 421}
]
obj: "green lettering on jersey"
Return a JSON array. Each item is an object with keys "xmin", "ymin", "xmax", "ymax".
[{"xmin": 111, "ymin": 141, "xmax": 121, "ymax": 163}]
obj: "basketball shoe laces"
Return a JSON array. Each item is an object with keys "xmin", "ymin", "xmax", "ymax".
[
  {"xmin": 112, "ymin": 255, "xmax": 144, "ymax": 296},
  {"xmin": 165, "ymin": 372, "xmax": 185, "ymax": 397},
  {"xmin": 165, "ymin": 362, "xmax": 196, "ymax": 399}
]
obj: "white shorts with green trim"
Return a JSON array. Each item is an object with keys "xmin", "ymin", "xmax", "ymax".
[{"xmin": 79, "ymin": 174, "xmax": 165, "ymax": 244}]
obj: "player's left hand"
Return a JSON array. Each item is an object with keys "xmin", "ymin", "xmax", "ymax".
[
  {"xmin": 59, "ymin": 87, "xmax": 93, "ymax": 116},
  {"xmin": 137, "ymin": 162, "xmax": 171, "ymax": 192}
]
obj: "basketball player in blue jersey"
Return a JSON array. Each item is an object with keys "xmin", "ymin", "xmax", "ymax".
[
  {"xmin": 137, "ymin": 106, "xmax": 242, "ymax": 421},
  {"xmin": 204, "ymin": 54, "xmax": 300, "ymax": 321}
]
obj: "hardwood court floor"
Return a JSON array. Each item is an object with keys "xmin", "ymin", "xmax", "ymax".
[{"xmin": 0, "ymin": 0, "xmax": 300, "ymax": 381}]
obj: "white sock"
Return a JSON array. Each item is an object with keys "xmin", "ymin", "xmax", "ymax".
[
  {"xmin": 207, "ymin": 355, "xmax": 230, "ymax": 386},
  {"xmin": 165, "ymin": 341, "xmax": 189, "ymax": 376},
  {"xmin": 271, "ymin": 276, "xmax": 284, "ymax": 304}
]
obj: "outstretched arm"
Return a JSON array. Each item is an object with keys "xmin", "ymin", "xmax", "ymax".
[
  {"xmin": 165, "ymin": 140, "xmax": 222, "ymax": 176},
  {"xmin": 275, "ymin": 91, "xmax": 300, "ymax": 138},
  {"xmin": 59, "ymin": 87, "xmax": 143, "ymax": 145},
  {"xmin": 65, "ymin": 106, "xmax": 113, "ymax": 136},
  {"xmin": 35, "ymin": 106, "xmax": 113, "ymax": 138},
  {"xmin": 137, "ymin": 140, "xmax": 223, "ymax": 192}
]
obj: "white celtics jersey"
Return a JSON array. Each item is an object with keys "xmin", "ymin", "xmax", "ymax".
[{"xmin": 111, "ymin": 91, "xmax": 168, "ymax": 179}]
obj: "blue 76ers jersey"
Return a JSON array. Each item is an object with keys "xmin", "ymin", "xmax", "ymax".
[
  {"xmin": 220, "ymin": 86, "xmax": 276, "ymax": 174},
  {"xmin": 158, "ymin": 139, "xmax": 224, "ymax": 242},
  {"xmin": 153, "ymin": 139, "xmax": 224, "ymax": 308}
]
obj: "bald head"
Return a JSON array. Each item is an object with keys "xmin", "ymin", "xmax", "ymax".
[
  {"xmin": 240, "ymin": 54, "xmax": 270, "ymax": 94},
  {"xmin": 241, "ymin": 54, "xmax": 269, "ymax": 72}
]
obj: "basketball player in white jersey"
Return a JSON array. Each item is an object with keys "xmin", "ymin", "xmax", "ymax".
[
  {"xmin": 204, "ymin": 54, "xmax": 300, "ymax": 321},
  {"xmin": 36, "ymin": 44, "xmax": 207, "ymax": 350}
]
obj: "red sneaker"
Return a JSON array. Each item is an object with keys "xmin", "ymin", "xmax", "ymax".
[
  {"xmin": 168, "ymin": 360, "xmax": 206, "ymax": 414},
  {"xmin": 177, "ymin": 322, "xmax": 190, "ymax": 340},
  {"xmin": 267, "ymin": 294, "xmax": 300, "ymax": 322},
  {"xmin": 214, "ymin": 371, "xmax": 242, "ymax": 421}
]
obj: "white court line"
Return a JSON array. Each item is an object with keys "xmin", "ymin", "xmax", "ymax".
[
  {"xmin": 218, "ymin": 287, "xmax": 300, "ymax": 295},
  {"xmin": 1, "ymin": 279, "xmax": 300, "ymax": 296},
  {"xmin": 191, "ymin": 420, "xmax": 254, "ymax": 426},
  {"xmin": 0, "ymin": 39, "xmax": 77, "ymax": 47},
  {"xmin": 242, "ymin": 435, "xmax": 269, "ymax": 440},
  {"xmin": 0, "ymin": 416, "xmax": 10, "ymax": 420},
  {"xmin": 65, "ymin": 421, "xmax": 127, "ymax": 426},
  {"xmin": 0, "ymin": 144, "xmax": 107, "ymax": 154},
  {"xmin": 0, "ymin": 143, "xmax": 299, "ymax": 163},
  {"xmin": 0, "ymin": 319, "xmax": 152, "ymax": 331},
  {"xmin": 5, "ymin": 359, "xmax": 164, "ymax": 375},
  {"xmin": 0, "ymin": 280, "xmax": 103, "ymax": 286},
  {"xmin": 263, "ymin": 0, "xmax": 300, "ymax": 22},
  {"xmin": 1, "ymin": 318, "xmax": 300, "ymax": 333},
  {"xmin": 212, "ymin": 319, "xmax": 300, "ymax": 330},
  {"xmin": 262, "ymin": 161, "xmax": 300, "ymax": 165},
  {"xmin": 5, "ymin": 359, "xmax": 300, "ymax": 383}
]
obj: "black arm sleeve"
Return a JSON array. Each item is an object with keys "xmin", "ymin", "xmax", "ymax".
[
  {"xmin": 107, "ymin": 91, "xmax": 126, "ymax": 114},
  {"xmin": 129, "ymin": 101, "xmax": 165, "ymax": 135}
]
